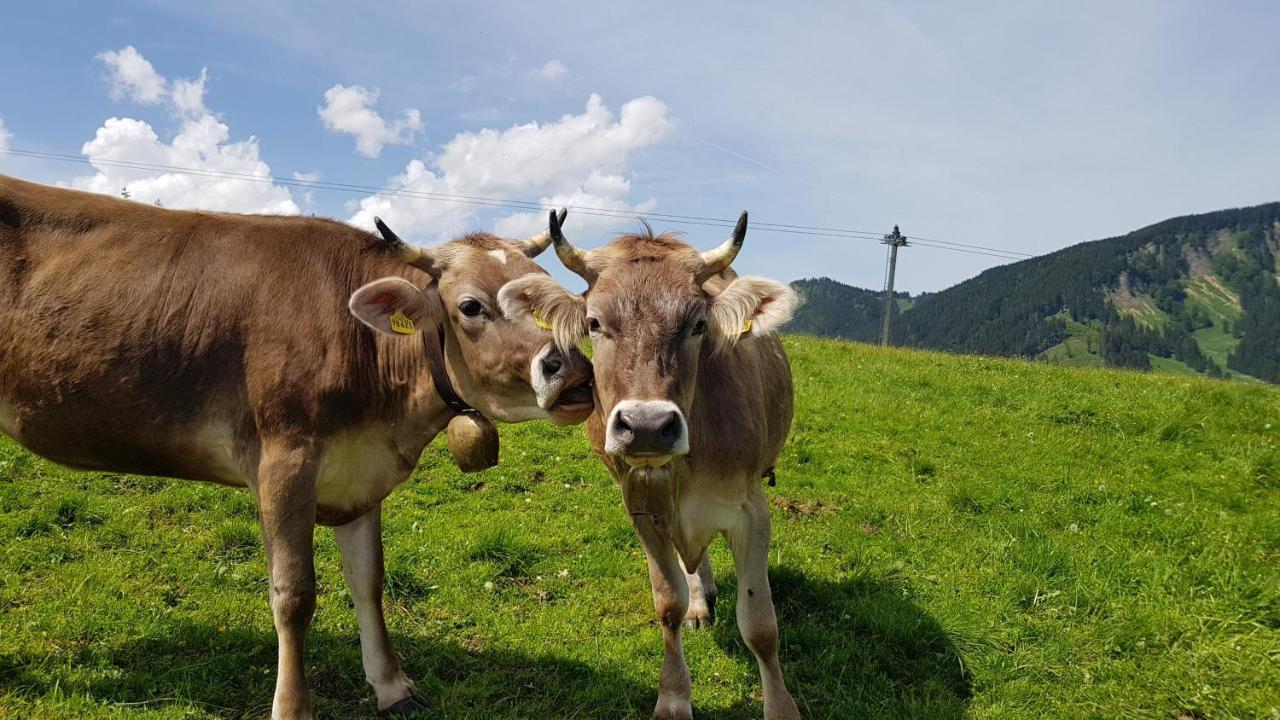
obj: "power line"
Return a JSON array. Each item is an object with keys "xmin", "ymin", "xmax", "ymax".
[
  {"xmin": 904, "ymin": 241, "xmax": 1028, "ymax": 261},
  {"xmin": 1, "ymin": 146, "xmax": 1035, "ymax": 260},
  {"xmin": 903, "ymin": 234, "xmax": 1034, "ymax": 257},
  {"xmin": 4, "ymin": 148, "xmax": 883, "ymax": 238}
]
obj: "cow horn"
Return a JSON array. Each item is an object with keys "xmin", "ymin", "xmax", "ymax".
[
  {"xmin": 519, "ymin": 207, "xmax": 567, "ymax": 257},
  {"xmin": 549, "ymin": 208, "xmax": 598, "ymax": 283},
  {"xmin": 696, "ymin": 211, "xmax": 748, "ymax": 283},
  {"xmin": 375, "ymin": 217, "xmax": 441, "ymax": 277}
]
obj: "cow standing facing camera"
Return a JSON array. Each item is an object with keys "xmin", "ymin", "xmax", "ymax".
[{"xmin": 499, "ymin": 210, "xmax": 802, "ymax": 720}]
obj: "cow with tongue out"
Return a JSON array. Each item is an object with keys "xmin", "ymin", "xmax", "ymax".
[{"xmin": 0, "ymin": 175, "xmax": 595, "ymax": 719}]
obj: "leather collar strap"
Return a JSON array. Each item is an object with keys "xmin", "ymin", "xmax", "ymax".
[{"xmin": 422, "ymin": 323, "xmax": 476, "ymax": 415}]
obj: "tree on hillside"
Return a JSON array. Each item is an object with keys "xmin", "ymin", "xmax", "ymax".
[{"xmin": 1101, "ymin": 317, "xmax": 1152, "ymax": 370}]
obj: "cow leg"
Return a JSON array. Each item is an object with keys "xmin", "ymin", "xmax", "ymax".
[
  {"xmin": 630, "ymin": 513, "xmax": 693, "ymax": 720},
  {"xmin": 257, "ymin": 442, "xmax": 319, "ymax": 720},
  {"xmin": 333, "ymin": 505, "xmax": 428, "ymax": 715},
  {"xmin": 682, "ymin": 553, "xmax": 717, "ymax": 629},
  {"xmin": 725, "ymin": 490, "xmax": 800, "ymax": 720}
]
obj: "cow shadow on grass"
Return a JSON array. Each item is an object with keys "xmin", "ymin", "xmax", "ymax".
[
  {"xmin": 0, "ymin": 568, "xmax": 971, "ymax": 719},
  {"xmin": 702, "ymin": 565, "xmax": 972, "ymax": 720},
  {"xmin": 0, "ymin": 622, "xmax": 658, "ymax": 719}
]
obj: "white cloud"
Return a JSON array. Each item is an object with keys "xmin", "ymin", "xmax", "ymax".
[
  {"xmin": 73, "ymin": 116, "xmax": 298, "ymax": 214},
  {"xmin": 98, "ymin": 46, "xmax": 167, "ymax": 105},
  {"xmin": 292, "ymin": 170, "xmax": 322, "ymax": 183},
  {"xmin": 493, "ymin": 186, "xmax": 658, "ymax": 240},
  {"xmin": 538, "ymin": 59, "xmax": 569, "ymax": 79},
  {"xmin": 350, "ymin": 94, "xmax": 672, "ymax": 241},
  {"xmin": 0, "ymin": 117, "xmax": 11, "ymax": 153},
  {"xmin": 449, "ymin": 75, "xmax": 476, "ymax": 93},
  {"xmin": 75, "ymin": 47, "xmax": 297, "ymax": 215},
  {"xmin": 170, "ymin": 68, "xmax": 209, "ymax": 117},
  {"xmin": 318, "ymin": 84, "xmax": 423, "ymax": 158},
  {"xmin": 98, "ymin": 46, "xmax": 209, "ymax": 118}
]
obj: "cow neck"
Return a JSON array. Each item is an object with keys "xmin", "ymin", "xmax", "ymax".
[{"xmin": 421, "ymin": 322, "xmax": 478, "ymax": 417}]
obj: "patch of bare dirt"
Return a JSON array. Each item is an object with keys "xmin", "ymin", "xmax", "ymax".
[
  {"xmin": 1104, "ymin": 272, "xmax": 1158, "ymax": 318},
  {"xmin": 772, "ymin": 496, "xmax": 837, "ymax": 517},
  {"xmin": 1204, "ymin": 275, "xmax": 1241, "ymax": 308},
  {"xmin": 1185, "ymin": 247, "xmax": 1212, "ymax": 277},
  {"xmin": 1211, "ymin": 229, "xmax": 1234, "ymax": 257}
]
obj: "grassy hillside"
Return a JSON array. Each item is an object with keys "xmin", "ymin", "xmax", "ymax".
[
  {"xmin": 787, "ymin": 203, "xmax": 1280, "ymax": 383},
  {"xmin": 1, "ymin": 336, "xmax": 1278, "ymax": 719}
]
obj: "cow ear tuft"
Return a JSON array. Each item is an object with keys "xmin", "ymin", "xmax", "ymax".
[
  {"xmin": 709, "ymin": 276, "xmax": 800, "ymax": 352},
  {"xmin": 349, "ymin": 277, "xmax": 436, "ymax": 336},
  {"xmin": 498, "ymin": 274, "xmax": 587, "ymax": 352}
]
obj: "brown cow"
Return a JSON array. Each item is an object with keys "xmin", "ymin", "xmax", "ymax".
[
  {"xmin": 0, "ymin": 174, "xmax": 593, "ymax": 719},
  {"xmin": 498, "ymin": 211, "xmax": 802, "ymax": 719}
]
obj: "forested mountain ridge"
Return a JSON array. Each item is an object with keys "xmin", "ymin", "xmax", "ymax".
[
  {"xmin": 784, "ymin": 202, "xmax": 1280, "ymax": 383},
  {"xmin": 786, "ymin": 278, "xmax": 909, "ymax": 344}
]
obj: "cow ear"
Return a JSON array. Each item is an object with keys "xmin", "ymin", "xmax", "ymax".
[
  {"xmin": 349, "ymin": 277, "xmax": 436, "ymax": 337},
  {"xmin": 498, "ymin": 274, "xmax": 586, "ymax": 352},
  {"xmin": 709, "ymin": 276, "xmax": 800, "ymax": 350}
]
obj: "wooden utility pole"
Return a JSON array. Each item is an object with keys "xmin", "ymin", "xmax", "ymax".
[{"xmin": 879, "ymin": 225, "xmax": 908, "ymax": 346}]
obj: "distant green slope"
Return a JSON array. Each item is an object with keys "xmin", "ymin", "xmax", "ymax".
[
  {"xmin": 786, "ymin": 202, "xmax": 1280, "ymax": 383},
  {"xmin": 786, "ymin": 278, "xmax": 903, "ymax": 343}
]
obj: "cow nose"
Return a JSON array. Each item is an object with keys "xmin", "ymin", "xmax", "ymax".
[
  {"xmin": 540, "ymin": 353, "xmax": 564, "ymax": 379},
  {"xmin": 607, "ymin": 400, "xmax": 689, "ymax": 461}
]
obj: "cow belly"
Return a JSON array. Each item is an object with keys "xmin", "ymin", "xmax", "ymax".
[
  {"xmin": 0, "ymin": 397, "xmax": 252, "ymax": 487},
  {"xmin": 314, "ymin": 427, "xmax": 418, "ymax": 526},
  {"xmin": 0, "ymin": 400, "xmax": 19, "ymax": 440}
]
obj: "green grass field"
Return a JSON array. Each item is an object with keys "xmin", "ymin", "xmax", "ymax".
[
  {"xmin": 1039, "ymin": 317, "xmax": 1103, "ymax": 369},
  {"xmin": 1, "ymin": 337, "xmax": 1278, "ymax": 719}
]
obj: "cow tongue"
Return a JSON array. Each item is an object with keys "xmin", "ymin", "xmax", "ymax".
[{"xmin": 551, "ymin": 382, "xmax": 593, "ymax": 410}]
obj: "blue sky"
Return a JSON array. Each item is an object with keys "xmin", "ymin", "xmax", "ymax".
[{"xmin": 1, "ymin": 1, "xmax": 1277, "ymax": 292}]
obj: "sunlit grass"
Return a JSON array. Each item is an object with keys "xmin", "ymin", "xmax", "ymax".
[{"xmin": 1, "ymin": 336, "xmax": 1277, "ymax": 718}]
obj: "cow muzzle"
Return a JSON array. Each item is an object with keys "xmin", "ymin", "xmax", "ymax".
[
  {"xmin": 532, "ymin": 343, "xmax": 594, "ymax": 426},
  {"xmin": 605, "ymin": 400, "xmax": 689, "ymax": 468}
]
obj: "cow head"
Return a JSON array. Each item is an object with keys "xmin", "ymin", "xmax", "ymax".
[
  {"xmin": 349, "ymin": 212, "xmax": 594, "ymax": 426},
  {"xmin": 498, "ymin": 211, "xmax": 798, "ymax": 467}
]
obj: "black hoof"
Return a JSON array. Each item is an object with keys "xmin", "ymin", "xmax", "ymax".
[{"xmin": 383, "ymin": 692, "xmax": 431, "ymax": 717}]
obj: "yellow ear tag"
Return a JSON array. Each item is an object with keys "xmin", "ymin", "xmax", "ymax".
[
  {"xmin": 533, "ymin": 308, "xmax": 553, "ymax": 331},
  {"xmin": 389, "ymin": 309, "xmax": 416, "ymax": 335},
  {"xmin": 741, "ymin": 317, "xmax": 753, "ymax": 335}
]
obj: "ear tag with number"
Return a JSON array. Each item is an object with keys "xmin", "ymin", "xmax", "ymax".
[
  {"xmin": 741, "ymin": 317, "xmax": 753, "ymax": 335},
  {"xmin": 533, "ymin": 308, "xmax": 553, "ymax": 331},
  {"xmin": 389, "ymin": 309, "xmax": 416, "ymax": 335}
]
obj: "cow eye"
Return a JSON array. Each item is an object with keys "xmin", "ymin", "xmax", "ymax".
[
  {"xmin": 691, "ymin": 319, "xmax": 707, "ymax": 336},
  {"xmin": 459, "ymin": 299, "xmax": 483, "ymax": 317},
  {"xmin": 588, "ymin": 317, "xmax": 602, "ymax": 334}
]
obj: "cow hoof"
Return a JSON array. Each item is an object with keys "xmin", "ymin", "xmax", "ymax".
[
  {"xmin": 682, "ymin": 614, "xmax": 713, "ymax": 630},
  {"xmin": 682, "ymin": 599, "xmax": 715, "ymax": 629},
  {"xmin": 382, "ymin": 692, "xmax": 431, "ymax": 716},
  {"xmin": 653, "ymin": 695, "xmax": 694, "ymax": 720}
]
